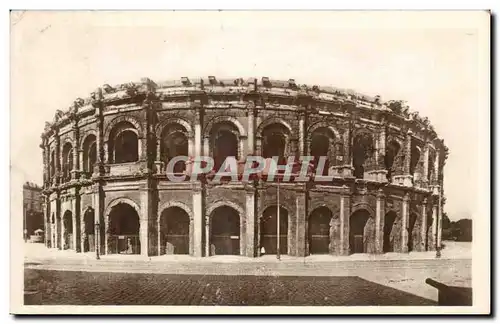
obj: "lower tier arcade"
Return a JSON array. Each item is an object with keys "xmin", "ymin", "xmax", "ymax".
[{"xmin": 43, "ymin": 180, "xmax": 443, "ymax": 258}]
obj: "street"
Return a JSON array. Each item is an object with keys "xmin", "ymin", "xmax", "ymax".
[{"xmin": 25, "ymin": 269, "xmax": 437, "ymax": 306}]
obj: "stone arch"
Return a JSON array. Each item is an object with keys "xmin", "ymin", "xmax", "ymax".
[
  {"xmin": 158, "ymin": 201, "xmax": 194, "ymax": 221},
  {"xmin": 351, "ymin": 202, "xmax": 375, "ymax": 218},
  {"xmin": 307, "ymin": 206, "xmax": 334, "ymax": 255},
  {"xmin": 104, "ymin": 115, "xmax": 144, "ymax": 142},
  {"xmin": 156, "ymin": 118, "xmax": 193, "ymax": 139},
  {"xmin": 204, "ymin": 115, "xmax": 247, "ymax": 138},
  {"xmin": 259, "ymin": 204, "xmax": 289, "ymax": 255},
  {"xmin": 158, "ymin": 202, "xmax": 192, "ymax": 255},
  {"xmin": 349, "ymin": 208, "xmax": 376, "ymax": 254},
  {"xmin": 79, "ymin": 131, "xmax": 97, "ymax": 150},
  {"xmin": 256, "ymin": 117, "xmax": 292, "ymax": 138},
  {"xmin": 105, "ymin": 197, "xmax": 141, "ymax": 255},
  {"xmin": 307, "ymin": 121, "xmax": 341, "ymax": 140},
  {"xmin": 105, "ymin": 197, "xmax": 141, "ymax": 219},
  {"xmin": 207, "ymin": 200, "xmax": 245, "ymax": 256},
  {"xmin": 207, "ymin": 200, "xmax": 245, "ymax": 222}
]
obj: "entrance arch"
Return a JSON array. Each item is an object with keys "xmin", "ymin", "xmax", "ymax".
[
  {"xmin": 408, "ymin": 213, "xmax": 419, "ymax": 252},
  {"xmin": 62, "ymin": 210, "xmax": 73, "ymax": 250},
  {"xmin": 210, "ymin": 206, "xmax": 241, "ymax": 255},
  {"xmin": 349, "ymin": 209, "xmax": 375, "ymax": 254},
  {"xmin": 83, "ymin": 207, "xmax": 95, "ymax": 252},
  {"xmin": 159, "ymin": 206, "xmax": 190, "ymax": 255},
  {"xmin": 107, "ymin": 202, "xmax": 140, "ymax": 254},
  {"xmin": 260, "ymin": 206, "xmax": 288, "ymax": 255},
  {"xmin": 383, "ymin": 211, "xmax": 398, "ymax": 252},
  {"xmin": 308, "ymin": 206, "xmax": 332, "ymax": 254}
]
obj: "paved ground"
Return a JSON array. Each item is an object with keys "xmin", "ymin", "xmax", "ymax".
[
  {"xmin": 25, "ymin": 269, "xmax": 437, "ymax": 306},
  {"xmin": 23, "ymin": 241, "xmax": 472, "ymax": 305}
]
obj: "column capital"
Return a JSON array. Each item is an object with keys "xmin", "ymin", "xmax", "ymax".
[
  {"xmin": 376, "ymin": 188, "xmax": 385, "ymax": 199},
  {"xmin": 403, "ymin": 192, "xmax": 411, "ymax": 202}
]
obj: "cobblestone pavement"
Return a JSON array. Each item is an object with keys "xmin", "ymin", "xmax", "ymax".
[
  {"xmin": 23, "ymin": 242, "xmax": 472, "ymax": 303},
  {"xmin": 25, "ymin": 269, "xmax": 437, "ymax": 306}
]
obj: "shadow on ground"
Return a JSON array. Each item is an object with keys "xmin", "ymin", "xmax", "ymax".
[{"xmin": 25, "ymin": 269, "xmax": 436, "ymax": 306}]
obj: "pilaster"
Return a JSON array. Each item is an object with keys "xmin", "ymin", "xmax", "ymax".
[
  {"xmin": 375, "ymin": 188, "xmax": 385, "ymax": 253},
  {"xmin": 339, "ymin": 185, "xmax": 351, "ymax": 255},
  {"xmin": 192, "ymin": 182, "xmax": 204, "ymax": 257},
  {"xmin": 245, "ymin": 183, "xmax": 257, "ymax": 257},
  {"xmin": 295, "ymin": 183, "xmax": 307, "ymax": 257},
  {"xmin": 401, "ymin": 192, "xmax": 410, "ymax": 253}
]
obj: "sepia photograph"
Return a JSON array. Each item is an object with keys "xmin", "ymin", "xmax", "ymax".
[{"xmin": 9, "ymin": 10, "xmax": 491, "ymax": 315}]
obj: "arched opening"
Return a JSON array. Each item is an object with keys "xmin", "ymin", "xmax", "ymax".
[
  {"xmin": 56, "ymin": 212, "xmax": 61, "ymax": 249},
  {"xmin": 383, "ymin": 211, "xmax": 398, "ymax": 252},
  {"xmin": 428, "ymin": 150, "xmax": 436, "ymax": 183},
  {"xmin": 108, "ymin": 203, "xmax": 140, "ymax": 254},
  {"xmin": 262, "ymin": 124, "xmax": 289, "ymax": 166},
  {"xmin": 410, "ymin": 144, "xmax": 421, "ymax": 177},
  {"xmin": 50, "ymin": 151, "xmax": 55, "ymax": 180},
  {"xmin": 83, "ymin": 208, "xmax": 95, "ymax": 252},
  {"xmin": 82, "ymin": 135, "xmax": 97, "ymax": 177},
  {"xmin": 385, "ymin": 141, "xmax": 401, "ymax": 180},
  {"xmin": 108, "ymin": 122, "xmax": 139, "ymax": 163},
  {"xmin": 62, "ymin": 210, "xmax": 73, "ymax": 250},
  {"xmin": 211, "ymin": 123, "xmax": 239, "ymax": 171},
  {"xmin": 308, "ymin": 206, "xmax": 332, "ymax": 254},
  {"xmin": 408, "ymin": 213, "xmax": 418, "ymax": 252},
  {"xmin": 161, "ymin": 124, "xmax": 189, "ymax": 174},
  {"xmin": 310, "ymin": 128, "xmax": 335, "ymax": 176},
  {"xmin": 426, "ymin": 210, "xmax": 433, "ymax": 250},
  {"xmin": 353, "ymin": 133, "xmax": 374, "ymax": 179},
  {"xmin": 159, "ymin": 206, "xmax": 190, "ymax": 255},
  {"xmin": 210, "ymin": 206, "xmax": 240, "ymax": 255},
  {"xmin": 260, "ymin": 206, "xmax": 288, "ymax": 255},
  {"xmin": 349, "ymin": 209, "xmax": 374, "ymax": 254},
  {"xmin": 62, "ymin": 143, "xmax": 73, "ymax": 182}
]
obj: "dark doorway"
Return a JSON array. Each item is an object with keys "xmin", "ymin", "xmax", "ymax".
[
  {"xmin": 62, "ymin": 211, "xmax": 73, "ymax": 250},
  {"xmin": 83, "ymin": 208, "xmax": 95, "ymax": 252},
  {"xmin": 408, "ymin": 213, "xmax": 418, "ymax": 252},
  {"xmin": 210, "ymin": 206, "xmax": 240, "ymax": 255},
  {"xmin": 308, "ymin": 207, "xmax": 332, "ymax": 254},
  {"xmin": 383, "ymin": 211, "xmax": 398, "ymax": 252},
  {"xmin": 108, "ymin": 203, "xmax": 141, "ymax": 254},
  {"xmin": 159, "ymin": 207, "xmax": 190, "ymax": 255},
  {"xmin": 260, "ymin": 206, "xmax": 288, "ymax": 255},
  {"xmin": 349, "ymin": 209, "xmax": 371, "ymax": 254}
]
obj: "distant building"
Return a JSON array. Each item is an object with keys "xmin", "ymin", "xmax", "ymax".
[{"xmin": 23, "ymin": 182, "xmax": 44, "ymax": 241}]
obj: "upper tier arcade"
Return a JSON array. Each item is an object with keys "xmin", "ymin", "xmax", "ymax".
[{"xmin": 40, "ymin": 76, "xmax": 448, "ymax": 194}]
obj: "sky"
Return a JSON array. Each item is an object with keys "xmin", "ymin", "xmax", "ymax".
[{"xmin": 10, "ymin": 11, "xmax": 489, "ymax": 221}]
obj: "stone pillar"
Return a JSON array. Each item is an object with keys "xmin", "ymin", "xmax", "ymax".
[
  {"xmin": 342, "ymin": 123, "xmax": 352, "ymax": 177},
  {"xmin": 192, "ymin": 185, "xmax": 203, "ymax": 257},
  {"xmin": 339, "ymin": 186, "xmax": 351, "ymax": 255},
  {"xmin": 194, "ymin": 110, "xmax": 202, "ymax": 157},
  {"xmin": 375, "ymin": 188, "xmax": 385, "ymax": 254},
  {"xmin": 437, "ymin": 194, "xmax": 443, "ymax": 249},
  {"xmin": 92, "ymin": 183, "xmax": 103, "ymax": 255},
  {"xmin": 71, "ymin": 195, "xmax": 81, "ymax": 252},
  {"xmin": 247, "ymin": 105, "xmax": 255, "ymax": 155},
  {"xmin": 298, "ymin": 110, "xmax": 306, "ymax": 156},
  {"xmin": 431, "ymin": 200, "xmax": 438, "ymax": 250},
  {"xmin": 245, "ymin": 184, "xmax": 256, "ymax": 257},
  {"xmin": 60, "ymin": 202, "xmax": 65, "ymax": 250},
  {"xmin": 296, "ymin": 185, "xmax": 307, "ymax": 257},
  {"xmin": 55, "ymin": 131, "xmax": 61, "ymax": 185},
  {"xmin": 139, "ymin": 182, "xmax": 156, "ymax": 256},
  {"xmin": 423, "ymin": 142, "xmax": 430, "ymax": 186},
  {"xmin": 401, "ymin": 192, "xmax": 410, "ymax": 253},
  {"xmin": 42, "ymin": 198, "xmax": 49, "ymax": 247},
  {"xmin": 71, "ymin": 124, "xmax": 79, "ymax": 180},
  {"xmin": 420, "ymin": 198, "xmax": 428, "ymax": 252},
  {"xmin": 80, "ymin": 207, "xmax": 86, "ymax": 253},
  {"xmin": 403, "ymin": 131, "xmax": 412, "ymax": 186}
]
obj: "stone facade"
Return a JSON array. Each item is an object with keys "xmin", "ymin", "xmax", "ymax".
[{"xmin": 40, "ymin": 77, "xmax": 448, "ymax": 257}]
